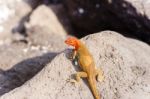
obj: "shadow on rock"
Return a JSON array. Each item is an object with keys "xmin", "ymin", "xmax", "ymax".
[
  {"xmin": 12, "ymin": 13, "xmax": 31, "ymax": 36},
  {"xmin": 0, "ymin": 52, "xmax": 57, "ymax": 96}
]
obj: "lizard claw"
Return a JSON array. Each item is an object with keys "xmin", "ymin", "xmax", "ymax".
[
  {"xmin": 97, "ymin": 75, "xmax": 104, "ymax": 83},
  {"xmin": 66, "ymin": 49, "xmax": 75, "ymax": 60},
  {"xmin": 67, "ymin": 54, "xmax": 74, "ymax": 60},
  {"xmin": 96, "ymin": 69, "xmax": 105, "ymax": 83},
  {"xmin": 67, "ymin": 79, "xmax": 80, "ymax": 87}
]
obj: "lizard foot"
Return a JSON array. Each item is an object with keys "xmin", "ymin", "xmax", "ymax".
[
  {"xmin": 67, "ymin": 49, "xmax": 76, "ymax": 61},
  {"xmin": 96, "ymin": 69, "xmax": 104, "ymax": 83},
  {"xmin": 68, "ymin": 54, "xmax": 74, "ymax": 60},
  {"xmin": 97, "ymin": 75, "xmax": 104, "ymax": 83},
  {"xmin": 67, "ymin": 79, "xmax": 81, "ymax": 87}
]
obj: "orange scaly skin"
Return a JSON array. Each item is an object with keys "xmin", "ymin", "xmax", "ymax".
[{"xmin": 65, "ymin": 37, "xmax": 104, "ymax": 99}]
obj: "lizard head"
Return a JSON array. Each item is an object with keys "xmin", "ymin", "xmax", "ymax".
[{"xmin": 65, "ymin": 37, "xmax": 80, "ymax": 50}]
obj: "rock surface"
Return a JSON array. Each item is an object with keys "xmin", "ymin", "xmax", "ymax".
[
  {"xmin": 0, "ymin": 22, "xmax": 66, "ymax": 95},
  {"xmin": 0, "ymin": 41, "xmax": 57, "ymax": 95},
  {"xmin": 63, "ymin": 0, "xmax": 150, "ymax": 43},
  {"xmin": 0, "ymin": 3, "xmax": 67, "ymax": 95},
  {"xmin": 1, "ymin": 31, "xmax": 150, "ymax": 99},
  {"xmin": 27, "ymin": 25, "xmax": 66, "ymax": 52},
  {"xmin": 25, "ymin": 4, "xmax": 70, "ymax": 36}
]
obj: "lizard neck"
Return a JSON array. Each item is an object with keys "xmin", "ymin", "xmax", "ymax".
[
  {"xmin": 74, "ymin": 39, "xmax": 80, "ymax": 50},
  {"xmin": 77, "ymin": 42, "xmax": 90, "ymax": 56}
]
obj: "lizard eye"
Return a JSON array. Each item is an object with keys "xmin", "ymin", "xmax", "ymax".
[{"xmin": 70, "ymin": 40, "xmax": 74, "ymax": 44}]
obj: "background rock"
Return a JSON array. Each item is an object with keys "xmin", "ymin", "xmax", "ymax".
[
  {"xmin": 25, "ymin": 4, "xmax": 71, "ymax": 36},
  {"xmin": 0, "ymin": 23, "xmax": 67, "ymax": 95},
  {"xmin": 26, "ymin": 25, "xmax": 66, "ymax": 52},
  {"xmin": 0, "ymin": 0, "xmax": 32, "ymax": 41},
  {"xmin": 1, "ymin": 31, "xmax": 150, "ymax": 99},
  {"xmin": 0, "ymin": 3, "xmax": 69, "ymax": 94},
  {"xmin": 63, "ymin": 0, "xmax": 150, "ymax": 43}
]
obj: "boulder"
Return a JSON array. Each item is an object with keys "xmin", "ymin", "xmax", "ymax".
[
  {"xmin": 0, "ymin": 3, "xmax": 70, "ymax": 95},
  {"xmin": 1, "ymin": 31, "xmax": 150, "ymax": 99},
  {"xmin": 0, "ymin": 41, "xmax": 58, "ymax": 95},
  {"xmin": 26, "ymin": 25, "xmax": 66, "ymax": 52},
  {"xmin": 25, "ymin": 4, "xmax": 71, "ymax": 36},
  {"xmin": 0, "ymin": 18, "xmax": 67, "ymax": 95}
]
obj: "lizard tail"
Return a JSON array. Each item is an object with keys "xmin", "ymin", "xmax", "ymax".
[{"xmin": 88, "ymin": 77, "xmax": 100, "ymax": 99}]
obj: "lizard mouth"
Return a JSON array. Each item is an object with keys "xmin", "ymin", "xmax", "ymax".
[{"xmin": 68, "ymin": 45, "xmax": 75, "ymax": 49}]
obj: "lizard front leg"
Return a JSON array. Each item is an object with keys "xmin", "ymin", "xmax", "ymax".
[
  {"xmin": 95, "ymin": 68, "xmax": 104, "ymax": 82},
  {"xmin": 68, "ymin": 49, "xmax": 77, "ymax": 60},
  {"xmin": 70, "ymin": 72, "xmax": 87, "ymax": 86}
]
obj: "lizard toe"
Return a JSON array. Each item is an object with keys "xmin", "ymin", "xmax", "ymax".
[
  {"xmin": 97, "ymin": 75, "xmax": 104, "ymax": 83},
  {"xmin": 68, "ymin": 79, "xmax": 81, "ymax": 87}
]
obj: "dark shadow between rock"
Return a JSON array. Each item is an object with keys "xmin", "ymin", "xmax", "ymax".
[
  {"xmin": 63, "ymin": 0, "xmax": 150, "ymax": 44},
  {"xmin": 12, "ymin": 13, "xmax": 31, "ymax": 36},
  {"xmin": 0, "ymin": 52, "xmax": 57, "ymax": 96},
  {"xmin": 24, "ymin": 0, "xmax": 43, "ymax": 9}
]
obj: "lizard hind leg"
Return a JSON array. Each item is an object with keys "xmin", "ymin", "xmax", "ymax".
[
  {"xmin": 70, "ymin": 72, "xmax": 87, "ymax": 86},
  {"xmin": 95, "ymin": 68, "xmax": 104, "ymax": 83}
]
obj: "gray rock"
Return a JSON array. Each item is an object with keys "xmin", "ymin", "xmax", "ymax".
[
  {"xmin": 1, "ymin": 31, "xmax": 150, "ymax": 99},
  {"xmin": 0, "ymin": 15, "xmax": 67, "ymax": 95},
  {"xmin": 26, "ymin": 25, "xmax": 66, "ymax": 52},
  {"xmin": 0, "ymin": 41, "xmax": 57, "ymax": 95},
  {"xmin": 0, "ymin": 1, "xmax": 71, "ymax": 96},
  {"xmin": 25, "ymin": 5, "xmax": 70, "ymax": 36}
]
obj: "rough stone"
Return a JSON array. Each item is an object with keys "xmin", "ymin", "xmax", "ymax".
[
  {"xmin": 26, "ymin": 25, "xmax": 66, "ymax": 52},
  {"xmin": 0, "ymin": 14, "xmax": 67, "ymax": 95},
  {"xmin": 25, "ymin": 5, "xmax": 70, "ymax": 36},
  {"xmin": 0, "ymin": 41, "xmax": 58, "ymax": 95},
  {"xmin": 1, "ymin": 31, "xmax": 150, "ymax": 99}
]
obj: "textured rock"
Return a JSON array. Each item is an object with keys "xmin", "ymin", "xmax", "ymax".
[
  {"xmin": 0, "ymin": 23, "xmax": 67, "ymax": 95},
  {"xmin": 1, "ymin": 31, "xmax": 150, "ymax": 99},
  {"xmin": 63, "ymin": 0, "xmax": 150, "ymax": 43},
  {"xmin": 0, "ymin": 2, "xmax": 71, "ymax": 95},
  {"xmin": 27, "ymin": 25, "xmax": 66, "ymax": 52},
  {"xmin": 0, "ymin": 41, "xmax": 58, "ymax": 95}
]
